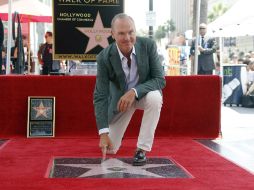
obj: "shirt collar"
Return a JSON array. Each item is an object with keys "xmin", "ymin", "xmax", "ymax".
[{"xmin": 116, "ymin": 44, "xmax": 136, "ymax": 60}]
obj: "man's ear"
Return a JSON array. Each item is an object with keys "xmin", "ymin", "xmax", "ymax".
[{"xmin": 111, "ymin": 33, "xmax": 114, "ymax": 40}]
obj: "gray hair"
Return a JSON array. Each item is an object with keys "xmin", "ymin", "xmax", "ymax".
[{"xmin": 111, "ymin": 13, "xmax": 135, "ymax": 30}]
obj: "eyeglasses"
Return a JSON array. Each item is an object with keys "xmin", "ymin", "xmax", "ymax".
[{"xmin": 200, "ymin": 28, "xmax": 206, "ymax": 30}]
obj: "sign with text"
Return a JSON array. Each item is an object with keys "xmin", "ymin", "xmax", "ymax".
[
  {"xmin": 53, "ymin": 0, "xmax": 124, "ymax": 61},
  {"xmin": 146, "ymin": 11, "xmax": 156, "ymax": 27},
  {"xmin": 27, "ymin": 97, "xmax": 55, "ymax": 138},
  {"xmin": 168, "ymin": 46, "xmax": 180, "ymax": 76}
]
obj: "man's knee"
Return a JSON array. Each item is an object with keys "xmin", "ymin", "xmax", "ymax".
[{"xmin": 145, "ymin": 91, "xmax": 163, "ymax": 108}]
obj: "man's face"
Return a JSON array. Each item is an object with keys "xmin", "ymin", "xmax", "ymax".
[
  {"xmin": 45, "ymin": 34, "xmax": 52, "ymax": 44},
  {"xmin": 2, "ymin": 51, "xmax": 6, "ymax": 57},
  {"xmin": 111, "ymin": 18, "xmax": 136, "ymax": 56},
  {"xmin": 199, "ymin": 24, "xmax": 207, "ymax": 37},
  {"xmin": 22, "ymin": 38, "xmax": 28, "ymax": 46}
]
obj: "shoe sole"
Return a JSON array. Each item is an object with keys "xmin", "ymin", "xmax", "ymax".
[{"xmin": 132, "ymin": 161, "xmax": 147, "ymax": 166}]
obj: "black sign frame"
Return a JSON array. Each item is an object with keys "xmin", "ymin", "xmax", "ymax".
[
  {"xmin": 53, "ymin": 0, "xmax": 124, "ymax": 61},
  {"xmin": 27, "ymin": 97, "xmax": 55, "ymax": 138}
]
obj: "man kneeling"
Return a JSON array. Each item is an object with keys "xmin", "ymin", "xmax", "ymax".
[{"xmin": 93, "ymin": 13, "xmax": 166, "ymax": 166}]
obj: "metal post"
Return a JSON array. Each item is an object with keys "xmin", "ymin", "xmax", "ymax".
[
  {"xmin": 194, "ymin": 0, "xmax": 201, "ymax": 75},
  {"xmin": 148, "ymin": 0, "xmax": 153, "ymax": 39},
  {"xmin": 219, "ymin": 36, "xmax": 223, "ymax": 78},
  {"xmin": 6, "ymin": 0, "xmax": 13, "ymax": 74}
]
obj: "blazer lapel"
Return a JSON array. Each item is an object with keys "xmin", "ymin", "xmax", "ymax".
[
  {"xmin": 135, "ymin": 41, "xmax": 146, "ymax": 83},
  {"xmin": 203, "ymin": 36, "xmax": 209, "ymax": 48},
  {"xmin": 109, "ymin": 43, "xmax": 126, "ymax": 91}
]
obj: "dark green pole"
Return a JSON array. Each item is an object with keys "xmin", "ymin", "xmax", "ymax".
[{"xmin": 149, "ymin": 0, "xmax": 153, "ymax": 39}]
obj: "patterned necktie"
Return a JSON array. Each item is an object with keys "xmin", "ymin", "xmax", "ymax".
[
  {"xmin": 201, "ymin": 37, "xmax": 205, "ymax": 48},
  {"xmin": 127, "ymin": 57, "xmax": 131, "ymax": 68}
]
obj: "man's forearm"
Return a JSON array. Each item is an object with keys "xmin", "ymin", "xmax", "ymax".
[{"xmin": 135, "ymin": 77, "xmax": 166, "ymax": 99}]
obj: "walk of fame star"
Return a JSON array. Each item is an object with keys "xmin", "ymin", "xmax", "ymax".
[
  {"xmin": 32, "ymin": 101, "xmax": 51, "ymax": 118},
  {"xmin": 50, "ymin": 158, "xmax": 190, "ymax": 178},
  {"xmin": 76, "ymin": 11, "xmax": 111, "ymax": 53}
]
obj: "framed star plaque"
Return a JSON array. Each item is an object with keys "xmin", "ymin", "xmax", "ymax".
[{"xmin": 27, "ymin": 97, "xmax": 55, "ymax": 138}]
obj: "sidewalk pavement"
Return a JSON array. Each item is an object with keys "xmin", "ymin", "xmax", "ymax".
[{"xmin": 214, "ymin": 105, "xmax": 254, "ymax": 173}]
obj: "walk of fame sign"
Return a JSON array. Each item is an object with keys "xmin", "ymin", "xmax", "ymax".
[
  {"xmin": 53, "ymin": 0, "xmax": 124, "ymax": 61},
  {"xmin": 49, "ymin": 157, "xmax": 191, "ymax": 178},
  {"xmin": 27, "ymin": 97, "xmax": 55, "ymax": 138}
]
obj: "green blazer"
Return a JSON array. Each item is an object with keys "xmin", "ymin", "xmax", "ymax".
[{"xmin": 93, "ymin": 37, "xmax": 166, "ymax": 131}]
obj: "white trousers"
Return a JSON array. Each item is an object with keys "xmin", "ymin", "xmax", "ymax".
[{"xmin": 109, "ymin": 90, "xmax": 163, "ymax": 153}]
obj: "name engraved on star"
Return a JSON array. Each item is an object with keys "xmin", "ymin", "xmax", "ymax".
[
  {"xmin": 58, "ymin": 0, "xmax": 120, "ymax": 5},
  {"xmin": 81, "ymin": 29, "xmax": 111, "ymax": 34}
]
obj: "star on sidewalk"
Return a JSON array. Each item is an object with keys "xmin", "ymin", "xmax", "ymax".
[
  {"xmin": 57, "ymin": 158, "xmax": 173, "ymax": 178},
  {"xmin": 76, "ymin": 11, "xmax": 111, "ymax": 53},
  {"xmin": 32, "ymin": 101, "xmax": 51, "ymax": 118}
]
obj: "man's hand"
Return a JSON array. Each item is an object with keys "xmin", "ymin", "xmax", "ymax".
[
  {"xmin": 99, "ymin": 133, "xmax": 113, "ymax": 160},
  {"xmin": 117, "ymin": 89, "xmax": 136, "ymax": 112},
  {"xmin": 198, "ymin": 46, "xmax": 205, "ymax": 52}
]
